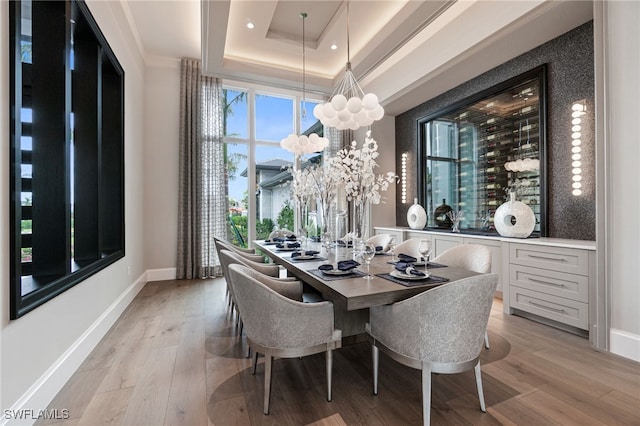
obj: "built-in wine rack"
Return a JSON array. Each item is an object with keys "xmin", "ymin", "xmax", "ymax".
[{"xmin": 420, "ymin": 70, "xmax": 544, "ymax": 235}]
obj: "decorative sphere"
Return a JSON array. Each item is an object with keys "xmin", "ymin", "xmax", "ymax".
[
  {"xmin": 309, "ymin": 133, "xmax": 319, "ymax": 143},
  {"xmin": 331, "ymin": 94, "xmax": 348, "ymax": 111},
  {"xmin": 347, "ymin": 97, "xmax": 363, "ymax": 114},
  {"xmin": 337, "ymin": 109, "xmax": 351, "ymax": 122},
  {"xmin": 494, "ymin": 193, "xmax": 536, "ymax": 238},
  {"xmin": 368, "ymin": 104, "xmax": 385, "ymax": 121},
  {"xmin": 313, "ymin": 103, "xmax": 324, "ymax": 120},
  {"xmin": 362, "ymin": 93, "xmax": 379, "ymax": 110},
  {"xmin": 298, "ymin": 135, "xmax": 309, "ymax": 146},
  {"xmin": 322, "ymin": 103, "xmax": 336, "ymax": 118},
  {"xmin": 354, "ymin": 108, "xmax": 369, "ymax": 123}
]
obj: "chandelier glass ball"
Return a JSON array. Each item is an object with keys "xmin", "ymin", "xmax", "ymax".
[
  {"xmin": 280, "ymin": 12, "xmax": 329, "ymax": 156},
  {"xmin": 313, "ymin": 65, "xmax": 384, "ymax": 131},
  {"xmin": 280, "ymin": 132, "xmax": 329, "ymax": 155}
]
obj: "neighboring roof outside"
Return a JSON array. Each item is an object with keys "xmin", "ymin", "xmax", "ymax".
[
  {"xmin": 240, "ymin": 158, "xmax": 292, "ymax": 177},
  {"xmin": 259, "ymin": 154, "xmax": 323, "ymax": 189}
]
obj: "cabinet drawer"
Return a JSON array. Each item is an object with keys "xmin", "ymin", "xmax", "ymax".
[
  {"xmin": 510, "ymin": 265, "xmax": 588, "ymax": 303},
  {"xmin": 510, "ymin": 287, "xmax": 588, "ymax": 330},
  {"xmin": 510, "ymin": 244, "xmax": 589, "ymax": 275},
  {"xmin": 406, "ymin": 231, "xmax": 429, "ymax": 240}
]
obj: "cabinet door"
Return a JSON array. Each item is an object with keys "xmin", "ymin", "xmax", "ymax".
[
  {"xmin": 463, "ymin": 237, "xmax": 503, "ymax": 293},
  {"xmin": 432, "ymin": 235, "xmax": 463, "ymax": 257}
]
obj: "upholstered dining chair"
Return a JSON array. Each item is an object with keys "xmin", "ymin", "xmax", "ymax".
[
  {"xmin": 214, "ymin": 236, "xmax": 265, "ymax": 263},
  {"xmin": 367, "ymin": 273, "xmax": 498, "ymax": 426},
  {"xmin": 432, "ymin": 244, "xmax": 493, "ymax": 348},
  {"xmin": 227, "ymin": 263, "xmax": 342, "ymax": 415},
  {"xmin": 392, "ymin": 238, "xmax": 424, "ymax": 260},
  {"xmin": 365, "ymin": 233, "xmax": 394, "ymax": 252},
  {"xmin": 219, "ymin": 249, "xmax": 302, "ymax": 334}
]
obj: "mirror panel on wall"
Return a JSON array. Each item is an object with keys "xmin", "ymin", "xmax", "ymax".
[{"xmin": 418, "ymin": 66, "xmax": 547, "ymax": 236}]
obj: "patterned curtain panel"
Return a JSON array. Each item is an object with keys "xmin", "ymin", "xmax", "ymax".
[{"xmin": 177, "ymin": 58, "xmax": 229, "ymax": 279}]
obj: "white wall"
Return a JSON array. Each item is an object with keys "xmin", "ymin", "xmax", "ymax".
[
  {"xmin": 0, "ymin": 0, "xmax": 148, "ymax": 417},
  {"xmin": 602, "ymin": 0, "xmax": 640, "ymax": 361},
  {"xmin": 144, "ymin": 58, "xmax": 181, "ymax": 272},
  {"xmin": 369, "ymin": 116, "xmax": 397, "ymax": 231}
]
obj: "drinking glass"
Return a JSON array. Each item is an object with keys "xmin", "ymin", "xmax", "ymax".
[
  {"xmin": 418, "ymin": 239, "xmax": 432, "ymax": 274},
  {"xmin": 388, "ymin": 238, "xmax": 396, "ymax": 262},
  {"xmin": 362, "ymin": 243, "xmax": 376, "ymax": 280}
]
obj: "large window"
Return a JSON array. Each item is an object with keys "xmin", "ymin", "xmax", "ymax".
[
  {"xmin": 9, "ymin": 0, "xmax": 125, "ymax": 318},
  {"xmin": 223, "ymin": 84, "xmax": 321, "ymax": 246}
]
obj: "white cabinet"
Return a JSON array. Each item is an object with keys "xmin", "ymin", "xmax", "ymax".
[
  {"xmin": 505, "ymin": 243, "xmax": 591, "ymax": 331},
  {"xmin": 372, "ymin": 227, "xmax": 596, "ymax": 334},
  {"xmin": 431, "ymin": 234, "xmax": 462, "ymax": 257}
]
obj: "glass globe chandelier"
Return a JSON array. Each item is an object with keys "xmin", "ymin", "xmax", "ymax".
[
  {"xmin": 312, "ymin": 1, "xmax": 384, "ymax": 130},
  {"xmin": 280, "ymin": 13, "xmax": 329, "ymax": 155}
]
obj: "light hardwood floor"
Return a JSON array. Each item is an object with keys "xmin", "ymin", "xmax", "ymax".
[{"xmin": 38, "ymin": 278, "xmax": 640, "ymax": 425}]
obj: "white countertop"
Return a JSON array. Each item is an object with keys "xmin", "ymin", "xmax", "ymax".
[{"xmin": 374, "ymin": 226, "xmax": 596, "ymax": 251}]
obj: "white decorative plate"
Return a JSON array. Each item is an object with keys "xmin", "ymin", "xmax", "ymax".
[
  {"xmin": 390, "ymin": 270, "xmax": 430, "ymax": 280},
  {"xmin": 321, "ymin": 269, "xmax": 354, "ymax": 276},
  {"xmin": 293, "ymin": 254, "xmax": 318, "ymax": 260}
]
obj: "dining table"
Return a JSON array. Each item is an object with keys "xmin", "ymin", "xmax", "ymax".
[{"xmin": 254, "ymin": 239, "xmax": 480, "ymax": 342}]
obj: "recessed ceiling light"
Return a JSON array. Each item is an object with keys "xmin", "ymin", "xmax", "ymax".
[
  {"xmin": 246, "ymin": 19, "xmax": 255, "ymax": 29},
  {"xmin": 330, "ymin": 41, "xmax": 337, "ymax": 50}
]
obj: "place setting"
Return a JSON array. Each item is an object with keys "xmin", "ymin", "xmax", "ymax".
[
  {"xmin": 289, "ymin": 250, "xmax": 326, "ymax": 262},
  {"xmin": 263, "ymin": 234, "xmax": 298, "ymax": 245},
  {"xmin": 376, "ymin": 261, "xmax": 450, "ymax": 288},
  {"xmin": 388, "ymin": 253, "xmax": 447, "ymax": 269},
  {"xmin": 274, "ymin": 241, "xmax": 301, "ymax": 252},
  {"xmin": 309, "ymin": 260, "xmax": 366, "ymax": 281}
]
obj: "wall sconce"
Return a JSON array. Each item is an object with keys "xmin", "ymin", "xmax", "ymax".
[
  {"xmin": 401, "ymin": 152, "xmax": 408, "ymax": 204},
  {"xmin": 570, "ymin": 100, "xmax": 586, "ymax": 196}
]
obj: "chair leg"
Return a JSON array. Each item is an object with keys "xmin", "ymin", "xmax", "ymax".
[
  {"xmin": 422, "ymin": 366, "xmax": 432, "ymax": 426},
  {"xmin": 372, "ymin": 344, "xmax": 379, "ymax": 395},
  {"xmin": 474, "ymin": 361, "xmax": 487, "ymax": 412},
  {"xmin": 326, "ymin": 349, "xmax": 333, "ymax": 401},
  {"xmin": 264, "ymin": 354, "xmax": 273, "ymax": 415},
  {"xmin": 484, "ymin": 331, "xmax": 490, "ymax": 349},
  {"xmin": 252, "ymin": 351, "xmax": 259, "ymax": 375}
]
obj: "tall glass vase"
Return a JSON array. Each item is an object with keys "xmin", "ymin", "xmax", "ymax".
[
  {"xmin": 351, "ymin": 198, "xmax": 369, "ymax": 242},
  {"xmin": 319, "ymin": 199, "xmax": 336, "ymax": 253},
  {"xmin": 297, "ymin": 200, "xmax": 309, "ymax": 249}
]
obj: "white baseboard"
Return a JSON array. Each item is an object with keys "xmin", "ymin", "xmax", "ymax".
[
  {"xmin": 610, "ymin": 328, "xmax": 640, "ymax": 362},
  {"xmin": 2, "ymin": 273, "xmax": 148, "ymax": 426},
  {"xmin": 146, "ymin": 267, "xmax": 177, "ymax": 282}
]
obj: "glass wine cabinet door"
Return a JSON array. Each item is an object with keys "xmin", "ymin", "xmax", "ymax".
[{"xmin": 418, "ymin": 67, "xmax": 546, "ymax": 236}]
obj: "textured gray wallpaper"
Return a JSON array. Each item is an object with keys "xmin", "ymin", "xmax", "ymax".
[{"xmin": 395, "ymin": 21, "xmax": 595, "ymax": 240}]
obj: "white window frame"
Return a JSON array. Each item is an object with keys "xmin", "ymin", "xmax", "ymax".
[{"xmin": 222, "ymin": 80, "xmax": 324, "ymax": 244}]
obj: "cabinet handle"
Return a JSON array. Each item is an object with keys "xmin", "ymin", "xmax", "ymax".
[
  {"xmin": 529, "ymin": 300, "xmax": 566, "ymax": 314},
  {"xmin": 527, "ymin": 254, "xmax": 566, "ymax": 262},
  {"xmin": 528, "ymin": 277, "xmax": 564, "ymax": 287}
]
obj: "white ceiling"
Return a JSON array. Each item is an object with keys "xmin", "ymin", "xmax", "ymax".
[{"xmin": 123, "ymin": 0, "xmax": 593, "ymax": 116}]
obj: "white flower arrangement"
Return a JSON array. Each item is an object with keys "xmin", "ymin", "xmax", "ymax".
[
  {"xmin": 290, "ymin": 131, "xmax": 397, "ymax": 236},
  {"xmin": 290, "ymin": 160, "xmax": 341, "ymax": 232},
  {"xmin": 333, "ymin": 130, "xmax": 398, "ymax": 205}
]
